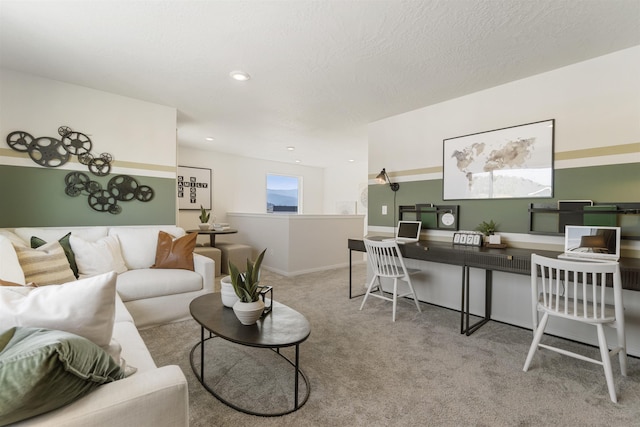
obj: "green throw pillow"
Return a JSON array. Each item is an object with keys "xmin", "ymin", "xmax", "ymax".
[
  {"xmin": 0, "ymin": 327, "xmax": 126, "ymax": 426},
  {"xmin": 31, "ymin": 233, "xmax": 79, "ymax": 278}
]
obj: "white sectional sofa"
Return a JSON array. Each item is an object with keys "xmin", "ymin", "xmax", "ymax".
[{"xmin": 0, "ymin": 225, "xmax": 215, "ymax": 426}]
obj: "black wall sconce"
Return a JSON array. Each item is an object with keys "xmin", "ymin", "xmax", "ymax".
[{"xmin": 376, "ymin": 168, "xmax": 399, "ymax": 192}]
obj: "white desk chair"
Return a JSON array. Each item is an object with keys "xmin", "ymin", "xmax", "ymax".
[
  {"xmin": 523, "ymin": 254, "xmax": 627, "ymax": 403},
  {"xmin": 360, "ymin": 238, "xmax": 422, "ymax": 322}
]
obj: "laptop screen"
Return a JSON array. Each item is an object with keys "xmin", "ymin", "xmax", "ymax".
[
  {"xmin": 396, "ymin": 221, "xmax": 421, "ymax": 240},
  {"xmin": 563, "ymin": 226, "xmax": 621, "ymax": 261}
]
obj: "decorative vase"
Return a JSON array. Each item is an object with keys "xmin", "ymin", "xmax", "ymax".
[
  {"xmin": 198, "ymin": 223, "xmax": 210, "ymax": 230},
  {"xmin": 220, "ymin": 275, "xmax": 239, "ymax": 308},
  {"xmin": 232, "ymin": 299, "xmax": 265, "ymax": 325}
]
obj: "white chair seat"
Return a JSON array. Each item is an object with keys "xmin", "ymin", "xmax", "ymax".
[
  {"xmin": 523, "ymin": 254, "xmax": 627, "ymax": 403},
  {"xmin": 359, "ymin": 238, "xmax": 422, "ymax": 321}
]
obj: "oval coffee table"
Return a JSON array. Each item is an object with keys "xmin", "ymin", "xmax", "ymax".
[{"xmin": 189, "ymin": 293, "xmax": 311, "ymax": 416}]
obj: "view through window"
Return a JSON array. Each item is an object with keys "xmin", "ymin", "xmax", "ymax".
[{"xmin": 266, "ymin": 174, "xmax": 300, "ymax": 213}]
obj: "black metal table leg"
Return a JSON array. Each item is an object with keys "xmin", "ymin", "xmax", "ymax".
[
  {"xmin": 294, "ymin": 344, "xmax": 299, "ymax": 409},
  {"xmin": 461, "ymin": 265, "xmax": 493, "ymax": 336}
]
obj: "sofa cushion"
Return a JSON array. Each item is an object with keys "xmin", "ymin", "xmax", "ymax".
[
  {"xmin": 109, "ymin": 226, "xmax": 186, "ymax": 270},
  {"xmin": 13, "ymin": 240, "xmax": 77, "ymax": 285},
  {"xmin": 13, "ymin": 227, "xmax": 109, "ymax": 244},
  {"xmin": 70, "ymin": 235, "xmax": 128, "ymax": 276},
  {"xmin": 116, "ymin": 269, "xmax": 203, "ymax": 301},
  {"xmin": 31, "ymin": 232, "xmax": 79, "ymax": 278},
  {"xmin": 0, "ymin": 235, "xmax": 25, "ymax": 285},
  {"xmin": 0, "ymin": 271, "xmax": 117, "ymax": 348},
  {"xmin": 0, "ymin": 327, "xmax": 126, "ymax": 426},
  {"xmin": 152, "ymin": 231, "xmax": 197, "ymax": 271}
]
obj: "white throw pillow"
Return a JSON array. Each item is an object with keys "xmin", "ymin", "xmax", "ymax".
[
  {"xmin": 0, "ymin": 236, "xmax": 25, "ymax": 285},
  {"xmin": 109, "ymin": 226, "xmax": 186, "ymax": 269},
  {"xmin": 70, "ymin": 235, "xmax": 128, "ymax": 276},
  {"xmin": 0, "ymin": 271, "xmax": 117, "ymax": 348}
]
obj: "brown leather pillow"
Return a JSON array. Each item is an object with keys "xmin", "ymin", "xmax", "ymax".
[{"xmin": 151, "ymin": 231, "xmax": 197, "ymax": 271}]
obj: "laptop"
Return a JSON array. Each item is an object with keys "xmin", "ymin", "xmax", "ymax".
[
  {"xmin": 558, "ymin": 225, "xmax": 621, "ymax": 262},
  {"xmin": 384, "ymin": 220, "xmax": 422, "ymax": 244}
]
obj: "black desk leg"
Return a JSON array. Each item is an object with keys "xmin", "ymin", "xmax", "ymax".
[
  {"xmin": 349, "ymin": 249, "xmax": 353, "ymax": 299},
  {"xmin": 460, "ymin": 266, "xmax": 493, "ymax": 336}
]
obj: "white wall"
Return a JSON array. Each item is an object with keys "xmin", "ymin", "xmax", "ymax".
[
  {"xmin": 0, "ymin": 69, "xmax": 177, "ymax": 176},
  {"xmin": 368, "ymin": 46, "xmax": 640, "ymax": 179},
  {"xmin": 178, "ymin": 145, "xmax": 368, "ymax": 229}
]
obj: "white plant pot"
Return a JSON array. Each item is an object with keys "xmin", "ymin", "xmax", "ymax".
[
  {"xmin": 198, "ymin": 223, "xmax": 210, "ymax": 230},
  {"xmin": 232, "ymin": 299, "xmax": 265, "ymax": 325},
  {"xmin": 220, "ymin": 276, "xmax": 239, "ymax": 308}
]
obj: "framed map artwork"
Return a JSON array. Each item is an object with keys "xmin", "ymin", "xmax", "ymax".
[
  {"xmin": 443, "ymin": 119, "xmax": 554, "ymax": 200},
  {"xmin": 177, "ymin": 166, "xmax": 211, "ymax": 210}
]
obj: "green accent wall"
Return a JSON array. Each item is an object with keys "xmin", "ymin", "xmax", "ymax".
[
  {"xmin": 369, "ymin": 163, "xmax": 640, "ymax": 235},
  {"xmin": 0, "ymin": 165, "xmax": 176, "ymax": 227}
]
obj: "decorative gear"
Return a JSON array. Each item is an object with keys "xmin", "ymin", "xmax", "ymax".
[
  {"xmin": 6, "ymin": 131, "xmax": 34, "ymax": 152},
  {"xmin": 134, "ymin": 185, "xmax": 155, "ymax": 202},
  {"xmin": 62, "ymin": 131, "xmax": 92, "ymax": 155},
  {"xmin": 88, "ymin": 190, "xmax": 117, "ymax": 212},
  {"xmin": 108, "ymin": 175, "xmax": 139, "ymax": 201},
  {"xmin": 28, "ymin": 137, "xmax": 70, "ymax": 167},
  {"xmin": 88, "ymin": 157, "xmax": 111, "ymax": 176}
]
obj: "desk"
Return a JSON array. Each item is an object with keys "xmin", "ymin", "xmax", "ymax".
[
  {"xmin": 188, "ymin": 229, "xmax": 237, "ymax": 247},
  {"xmin": 348, "ymin": 237, "xmax": 640, "ymax": 335}
]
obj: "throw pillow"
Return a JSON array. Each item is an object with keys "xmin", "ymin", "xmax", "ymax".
[
  {"xmin": 0, "ymin": 327, "xmax": 126, "ymax": 426},
  {"xmin": 13, "ymin": 241, "xmax": 76, "ymax": 286},
  {"xmin": 152, "ymin": 231, "xmax": 197, "ymax": 271},
  {"xmin": 0, "ymin": 271, "xmax": 117, "ymax": 348},
  {"xmin": 0, "ymin": 236, "xmax": 25, "ymax": 285},
  {"xmin": 70, "ymin": 235, "xmax": 128, "ymax": 276},
  {"xmin": 31, "ymin": 232, "xmax": 79, "ymax": 278}
]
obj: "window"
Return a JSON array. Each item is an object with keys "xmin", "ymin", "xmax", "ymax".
[{"xmin": 266, "ymin": 174, "xmax": 301, "ymax": 213}]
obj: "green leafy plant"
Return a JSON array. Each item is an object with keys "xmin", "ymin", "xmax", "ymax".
[
  {"xmin": 229, "ymin": 249, "xmax": 267, "ymax": 303},
  {"xmin": 475, "ymin": 220, "xmax": 497, "ymax": 236},
  {"xmin": 199, "ymin": 205, "xmax": 210, "ymax": 223}
]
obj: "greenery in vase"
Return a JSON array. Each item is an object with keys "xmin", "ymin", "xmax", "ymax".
[
  {"xmin": 199, "ymin": 205, "xmax": 210, "ymax": 223},
  {"xmin": 229, "ymin": 249, "xmax": 266, "ymax": 303},
  {"xmin": 475, "ymin": 220, "xmax": 497, "ymax": 236}
]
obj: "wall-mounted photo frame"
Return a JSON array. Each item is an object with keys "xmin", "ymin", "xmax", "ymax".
[
  {"xmin": 443, "ymin": 119, "xmax": 554, "ymax": 200},
  {"xmin": 177, "ymin": 166, "xmax": 211, "ymax": 210}
]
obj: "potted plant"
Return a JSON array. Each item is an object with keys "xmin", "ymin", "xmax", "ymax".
[
  {"xmin": 198, "ymin": 205, "xmax": 210, "ymax": 230},
  {"xmin": 228, "ymin": 249, "xmax": 267, "ymax": 325},
  {"xmin": 476, "ymin": 220, "xmax": 502, "ymax": 245},
  {"xmin": 475, "ymin": 220, "xmax": 497, "ymax": 236}
]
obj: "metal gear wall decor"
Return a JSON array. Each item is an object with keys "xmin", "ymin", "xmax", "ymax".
[{"xmin": 6, "ymin": 126, "xmax": 155, "ymax": 214}]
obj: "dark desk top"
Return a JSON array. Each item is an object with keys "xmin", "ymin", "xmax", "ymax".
[
  {"xmin": 190, "ymin": 293, "xmax": 310, "ymax": 348},
  {"xmin": 349, "ymin": 236, "xmax": 640, "ymax": 291}
]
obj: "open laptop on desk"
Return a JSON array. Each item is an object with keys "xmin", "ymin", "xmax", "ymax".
[
  {"xmin": 558, "ymin": 225, "xmax": 621, "ymax": 262},
  {"xmin": 383, "ymin": 220, "xmax": 422, "ymax": 244}
]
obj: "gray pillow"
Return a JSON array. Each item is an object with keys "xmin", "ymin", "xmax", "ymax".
[{"xmin": 0, "ymin": 327, "xmax": 126, "ymax": 426}]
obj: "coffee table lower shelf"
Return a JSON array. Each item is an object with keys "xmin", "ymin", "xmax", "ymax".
[{"xmin": 189, "ymin": 331, "xmax": 310, "ymax": 417}]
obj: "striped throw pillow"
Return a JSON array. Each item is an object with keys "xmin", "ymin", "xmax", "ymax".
[{"xmin": 13, "ymin": 241, "xmax": 76, "ymax": 286}]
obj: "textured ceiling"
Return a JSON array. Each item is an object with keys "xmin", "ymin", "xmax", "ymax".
[{"xmin": 1, "ymin": 0, "xmax": 639, "ymax": 168}]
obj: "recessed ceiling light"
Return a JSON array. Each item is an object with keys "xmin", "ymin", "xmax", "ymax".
[
  {"xmin": 230, "ymin": 70, "xmax": 251, "ymax": 81},
  {"xmin": 295, "ymin": 159, "xmax": 301, "ymax": 163},
  {"xmin": 348, "ymin": 159, "xmax": 355, "ymax": 162},
  {"xmin": 287, "ymin": 146, "xmax": 295, "ymax": 151},
  {"xmin": 205, "ymin": 137, "xmax": 214, "ymax": 141}
]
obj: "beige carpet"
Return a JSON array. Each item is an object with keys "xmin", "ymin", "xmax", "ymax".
[{"xmin": 141, "ymin": 265, "xmax": 640, "ymax": 426}]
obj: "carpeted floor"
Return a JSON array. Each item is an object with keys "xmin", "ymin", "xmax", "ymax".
[{"xmin": 140, "ymin": 265, "xmax": 640, "ymax": 426}]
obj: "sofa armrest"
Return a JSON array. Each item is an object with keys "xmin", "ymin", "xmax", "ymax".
[
  {"xmin": 193, "ymin": 252, "xmax": 214, "ymax": 292},
  {"xmin": 16, "ymin": 366, "xmax": 188, "ymax": 427}
]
